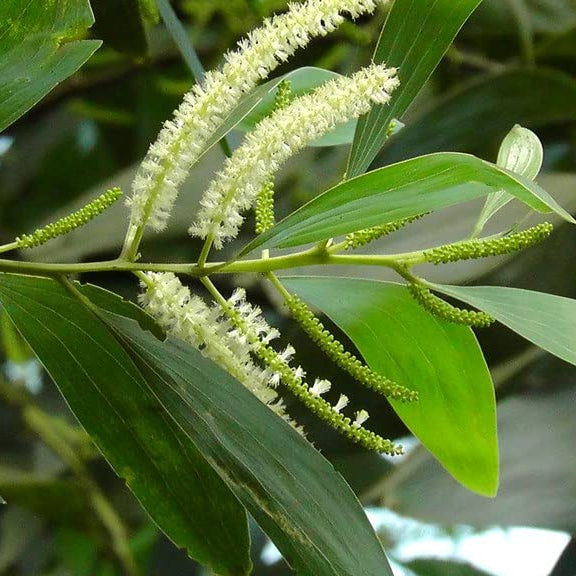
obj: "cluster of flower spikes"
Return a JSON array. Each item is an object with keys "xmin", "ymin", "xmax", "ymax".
[
  {"xmin": 127, "ymin": 0, "xmax": 390, "ymax": 233},
  {"xmin": 285, "ymin": 294, "xmax": 418, "ymax": 401},
  {"xmin": 190, "ymin": 63, "xmax": 399, "ymax": 248},
  {"xmin": 254, "ymin": 80, "xmax": 294, "ymax": 235},
  {"xmin": 423, "ymin": 222, "xmax": 553, "ymax": 264},
  {"xmin": 344, "ymin": 214, "xmax": 425, "ymax": 250},
  {"xmin": 140, "ymin": 273, "xmax": 401, "ymax": 453},
  {"xmin": 16, "ymin": 188, "xmax": 122, "ymax": 249},
  {"xmin": 407, "ymin": 283, "xmax": 494, "ymax": 328}
]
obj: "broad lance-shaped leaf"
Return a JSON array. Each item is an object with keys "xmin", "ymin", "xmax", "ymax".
[
  {"xmin": 242, "ymin": 152, "xmax": 574, "ymax": 254},
  {"xmin": 430, "ymin": 283, "xmax": 576, "ymax": 368},
  {"xmin": 105, "ymin": 313, "xmax": 397, "ymax": 576},
  {"xmin": 0, "ymin": 274, "xmax": 251, "ymax": 576},
  {"xmin": 283, "ymin": 277, "xmax": 498, "ymax": 497},
  {"xmin": 0, "ymin": 0, "xmax": 101, "ymax": 132},
  {"xmin": 347, "ymin": 0, "xmax": 483, "ymax": 177}
]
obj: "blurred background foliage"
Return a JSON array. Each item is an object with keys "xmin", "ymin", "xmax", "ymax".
[{"xmin": 1, "ymin": 0, "xmax": 575, "ymax": 574}]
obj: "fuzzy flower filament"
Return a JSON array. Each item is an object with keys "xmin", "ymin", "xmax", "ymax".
[
  {"xmin": 190, "ymin": 64, "xmax": 399, "ymax": 248},
  {"xmin": 127, "ymin": 0, "xmax": 389, "ymax": 233},
  {"xmin": 286, "ymin": 295, "xmax": 418, "ymax": 402}
]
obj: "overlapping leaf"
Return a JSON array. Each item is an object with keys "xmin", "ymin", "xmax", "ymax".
[{"xmin": 431, "ymin": 283, "xmax": 576, "ymax": 367}]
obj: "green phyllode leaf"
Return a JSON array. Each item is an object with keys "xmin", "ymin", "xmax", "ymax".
[
  {"xmin": 106, "ymin": 312, "xmax": 397, "ymax": 576},
  {"xmin": 242, "ymin": 152, "xmax": 574, "ymax": 254},
  {"xmin": 0, "ymin": 0, "xmax": 102, "ymax": 132},
  {"xmin": 347, "ymin": 0, "xmax": 483, "ymax": 177},
  {"xmin": 283, "ymin": 277, "xmax": 499, "ymax": 497},
  {"xmin": 0, "ymin": 274, "xmax": 251, "ymax": 576},
  {"xmin": 430, "ymin": 284, "xmax": 576, "ymax": 367}
]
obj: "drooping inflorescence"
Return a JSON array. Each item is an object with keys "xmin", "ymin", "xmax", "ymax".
[
  {"xmin": 423, "ymin": 222, "xmax": 553, "ymax": 264},
  {"xmin": 407, "ymin": 283, "xmax": 494, "ymax": 328},
  {"xmin": 344, "ymin": 214, "xmax": 424, "ymax": 250},
  {"xmin": 216, "ymin": 288, "xmax": 402, "ymax": 454},
  {"xmin": 286, "ymin": 294, "xmax": 418, "ymax": 402},
  {"xmin": 16, "ymin": 188, "xmax": 122, "ymax": 249},
  {"xmin": 190, "ymin": 64, "xmax": 399, "ymax": 248},
  {"xmin": 127, "ymin": 0, "xmax": 389, "ymax": 233}
]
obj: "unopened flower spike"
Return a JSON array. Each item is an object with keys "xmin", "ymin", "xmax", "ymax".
[
  {"xmin": 345, "ymin": 214, "xmax": 425, "ymax": 251},
  {"xmin": 16, "ymin": 188, "xmax": 122, "ymax": 249},
  {"xmin": 408, "ymin": 283, "xmax": 494, "ymax": 328},
  {"xmin": 127, "ymin": 0, "xmax": 389, "ymax": 234},
  {"xmin": 254, "ymin": 81, "xmax": 293, "ymax": 235},
  {"xmin": 190, "ymin": 63, "xmax": 399, "ymax": 248},
  {"xmin": 217, "ymin": 288, "xmax": 402, "ymax": 455},
  {"xmin": 424, "ymin": 222, "xmax": 553, "ymax": 264},
  {"xmin": 286, "ymin": 294, "xmax": 418, "ymax": 402}
]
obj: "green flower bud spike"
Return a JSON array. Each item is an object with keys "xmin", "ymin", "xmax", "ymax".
[
  {"xmin": 408, "ymin": 283, "xmax": 494, "ymax": 328},
  {"xmin": 345, "ymin": 214, "xmax": 424, "ymax": 250},
  {"xmin": 424, "ymin": 222, "xmax": 553, "ymax": 264},
  {"xmin": 16, "ymin": 188, "xmax": 122, "ymax": 249},
  {"xmin": 254, "ymin": 81, "xmax": 293, "ymax": 235},
  {"xmin": 286, "ymin": 294, "xmax": 418, "ymax": 402}
]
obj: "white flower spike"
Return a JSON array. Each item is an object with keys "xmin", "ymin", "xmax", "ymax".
[{"xmin": 190, "ymin": 63, "xmax": 399, "ymax": 248}]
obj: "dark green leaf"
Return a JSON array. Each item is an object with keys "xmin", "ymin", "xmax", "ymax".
[
  {"xmin": 282, "ymin": 277, "xmax": 498, "ymax": 496},
  {"xmin": 0, "ymin": 0, "xmax": 101, "ymax": 132},
  {"xmin": 242, "ymin": 152, "xmax": 574, "ymax": 254},
  {"xmin": 0, "ymin": 274, "xmax": 251, "ymax": 576},
  {"xmin": 431, "ymin": 284, "xmax": 576, "ymax": 367},
  {"xmin": 381, "ymin": 68, "xmax": 576, "ymax": 164},
  {"xmin": 347, "ymin": 0, "xmax": 482, "ymax": 177},
  {"xmin": 106, "ymin": 312, "xmax": 396, "ymax": 576},
  {"xmin": 91, "ymin": 0, "xmax": 148, "ymax": 57}
]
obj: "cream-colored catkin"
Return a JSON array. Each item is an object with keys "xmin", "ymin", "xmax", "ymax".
[{"xmin": 190, "ymin": 64, "xmax": 399, "ymax": 247}]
